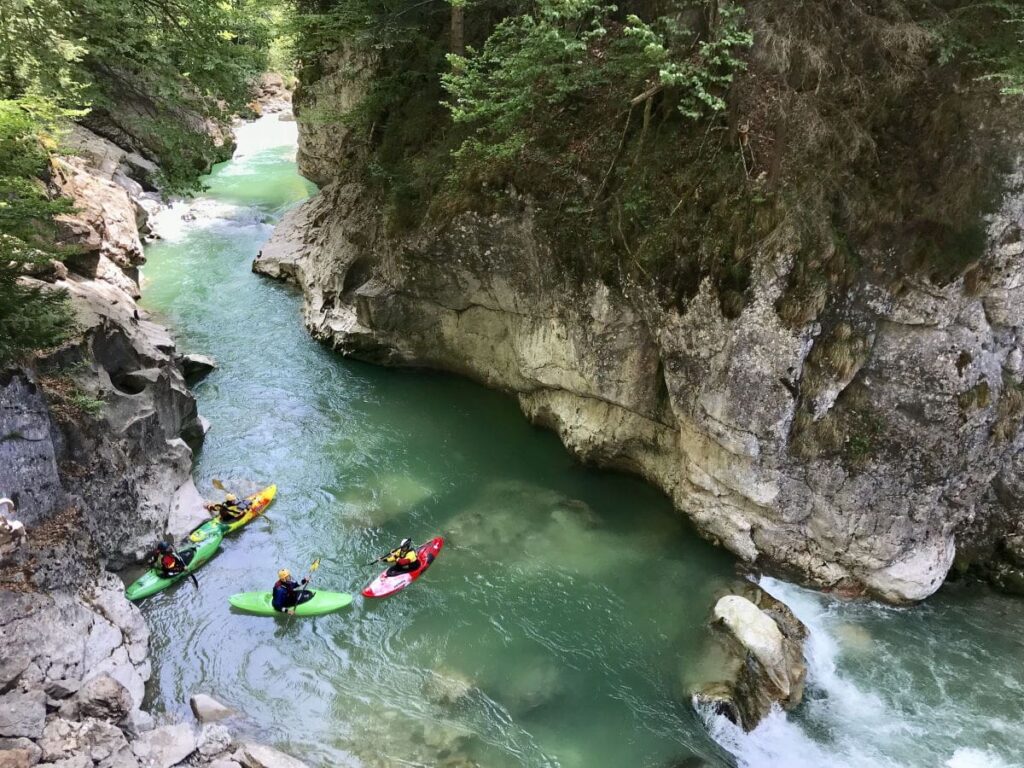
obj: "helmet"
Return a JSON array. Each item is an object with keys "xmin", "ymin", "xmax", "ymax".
[
  {"xmin": 157, "ymin": 542, "xmax": 170, "ymax": 552},
  {"xmin": 225, "ymin": 494, "xmax": 238, "ymax": 502},
  {"xmin": 400, "ymin": 538, "xmax": 412, "ymax": 550},
  {"xmin": 278, "ymin": 569, "xmax": 291, "ymax": 580}
]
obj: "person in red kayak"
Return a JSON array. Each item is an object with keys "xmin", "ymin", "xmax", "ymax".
[
  {"xmin": 381, "ymin": 538, "xmax": 421, "ymax": 576},
  {"xmin": 272, "ymin": 568, "xmax": 311, "ymax": 614},
  {"xmin": 151, "ymin": 541, "xmax": 187, "ymax": 578}
]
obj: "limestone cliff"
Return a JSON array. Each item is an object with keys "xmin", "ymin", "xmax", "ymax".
[{"xmin": 257, "ymin": 2, "xmax": 1024, "ymax": 604}]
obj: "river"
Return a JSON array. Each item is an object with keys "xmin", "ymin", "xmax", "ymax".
[{"xmin": 137, "ymin": 114, "xmax": 1024, "ymax": 768}]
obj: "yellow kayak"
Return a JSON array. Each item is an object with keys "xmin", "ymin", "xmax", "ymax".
[{"xmin": 189, "ymin": 484, "xmax": 277, "ymax": 543}]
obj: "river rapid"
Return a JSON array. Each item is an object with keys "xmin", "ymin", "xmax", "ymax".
[{"xmin": 137, "ymin": 114, "xmax": 1024, "ymax": 768}]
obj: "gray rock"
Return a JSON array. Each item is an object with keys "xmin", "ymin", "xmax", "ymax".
[
  {"xmin": 44, "ymin": 679, "xmax": 82, "ymax": 701},
  {"xmin": 0, "ymin": 654, "xmax": 30, "ymax": 694},
  {"xmin": 197, "ymin": 724, "xmax": 232, "ymax": 757},
  {"xmin": 166, "ymin": 480, "xmax": 209, "ymax": 542},
  {"xmin": 189, "ymin": 694, "xmax": 233, "ymax": 724},
  {"xmin": 59, "ymin": 674, "xmax": 132, "ymax": 723},
  {"xmin": 235, "ymin": 743, "xmax": 310, "ymax": 768},
  {"xmin": 0, "ymin": 690, "xmax": 46, "ymax": 738},
  {"xmin": 208, "ymin": 761, "xmax": 242, "ymax": 768},
  {"xmin": 39, "ymin": 718, "xmax": 135, "ymax": 766},
  {"xmin": 130, "ymin": 724, "xmax": 196, "ymax": 768},
  {"xmin": 180, "ymin": 354, "xmax": 217, "ymax": 384},
  {"xmin": 46, "ymin": 757, "xmax": 91, "ymax": 768}
]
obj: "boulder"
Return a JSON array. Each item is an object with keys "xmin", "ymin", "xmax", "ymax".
[
  {"xmin": 692, "ymin": 589, "xmax": 807, "ymax": 732},
  {"xmin": 166, "ymin": 480, "xmax": 210, "ymax": 542},
  {"xmin": 180, "ymin": 354, "xmax": 217, "ymax": 384},
  {"xmin": 235, "ymin": 743, "xmax": 310, "ymax": 768},
  {"xmin": 46, "ymin": 757, "xmax": 92, "ymax": 768},
  {"xmin": 59, "ymin": 675, "xmax": 132, "ymax": 723},
  {"xmin": 209, "ymin": 761, "xmax": 242, "ymax": 768},
  {"xmin": 130, "ymin": 724, "xmax": 196, "ymax": 768},
  {"xmin": 0, "ymin": 690, "xmax": 46, "ymax": 738},
  {"xmin": 197, "ymin": 724, "xmax": 233, "ymax": 757},
  {"xmin": 189, "ymin": 694, "xmax": 233, "ymax": 724}
]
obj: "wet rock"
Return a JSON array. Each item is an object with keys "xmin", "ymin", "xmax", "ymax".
[
  {"xmin": 189, "ymin": 694, "xmax": 233, "ymax": 724},
  {"xmin": 130, "ymin": 723, "xmax": 196, "ymax": 768},
  {"xmin": 692, "ymin": 590, "xmax": 807, "ymax": 732},
  {"xmin": 235, "ymin": 743, "xmax": 310, "ymax": 768},
  {"xmin": 496, "ymin": 661, "xmax": 564, "ymax": 714},
  {"xmin": 197, "ymin": 723, "xmax": 233, "ymax": 757},
  {"xmin": 0, "ymin": 690, "xmax": 46, "ymax": 738},
  {"xmin": 59, "ymin": 675, "xmax": 132, "ymax": 723},
  {"xmin": 180, "ymin": 354, "xmax": 217, "ymax": 384}
]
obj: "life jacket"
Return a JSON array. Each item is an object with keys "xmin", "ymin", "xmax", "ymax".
[
  {"xmin": 385, "ymin": 547, "xmax": 419, "ymax": 568},
  {"xmin": 272, "ymin": 578, "xmax": 297, "ymax": 610},
  {"xmin": 159, "ymin": 553, "xmax": 183, "ymax": 573}
]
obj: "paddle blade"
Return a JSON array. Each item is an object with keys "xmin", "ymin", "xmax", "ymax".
[
  {"xmin": 212, "ymin": 478, "xmax": 226, "ymax": 491},
  {"xmin": 310, "ymin": 558, "xmax": 321, "ymax": 572}
]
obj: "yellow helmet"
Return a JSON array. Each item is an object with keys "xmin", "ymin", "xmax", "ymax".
[
  {"xmin": 278, "ymin": 569, "xmax": 290, "ymax": 580},
  {"xmin": 226, "ymin": 494, "xmax": 238, "ymax": 502}
]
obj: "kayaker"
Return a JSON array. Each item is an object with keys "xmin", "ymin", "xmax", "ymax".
[
  {"xmin": 205, "ymin": 493, "xmax": 249, "ymax": 522},
  {"xmin": 382, "ymin": 538, "xmax": 420, "ymax": 576},
  {"xmin": 272, "ymin": 569, "xmax": 311, "ymax": 614},
  {"xmin": 151, "ymin": 541, "xmax": 187, "ymax": 578}
]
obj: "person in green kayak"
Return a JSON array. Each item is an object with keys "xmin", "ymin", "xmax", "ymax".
[
  {"xmin": 272, "ymin": 568, "xmax": 312, "ymax": 614},
  {"xmin": 151, "ymin": 541, "xmax": 187, "ymax": 578},
  {"xmin": 205, "ymin": 493, "xmax": 250, "ymax": 522},
  {"xmin": 381, "ymin": 538, "xmax": 421, "ymax": 576}
]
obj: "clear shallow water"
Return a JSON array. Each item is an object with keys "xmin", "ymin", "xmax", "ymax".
[{"xmin": 137, "ymin": 115, "xmax": 1024, "ymax": 768}]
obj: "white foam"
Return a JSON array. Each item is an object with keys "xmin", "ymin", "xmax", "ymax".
[{"xmin": 700, "ymin": 577, "xmax": 1023, "ymax": 768}]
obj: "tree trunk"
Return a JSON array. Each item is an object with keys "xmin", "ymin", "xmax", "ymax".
[{"xmin": 450, "ymin": 2, "xmax": 465, "ymax": 57}]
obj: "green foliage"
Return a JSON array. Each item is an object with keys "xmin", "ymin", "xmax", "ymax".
[
  {"xmin": 442, "ymin": 0, "xmax": 751, "ymax": 178},
  {"xmin": 0, "ymin": 98, "xmax": 77, "ymax": 366},
  {"xmin": 935, "ymin": 1, "xmax": 1024, "ymax": 95}
]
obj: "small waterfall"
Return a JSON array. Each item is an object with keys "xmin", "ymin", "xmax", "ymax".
[{"xmin": 701, "ymin": 578, "xmax": 1019, "ymax": 768}]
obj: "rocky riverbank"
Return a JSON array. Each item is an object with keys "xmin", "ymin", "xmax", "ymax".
[{"xmin": 1, "ymin": 84, "xmax": 313, "ymax": 768}]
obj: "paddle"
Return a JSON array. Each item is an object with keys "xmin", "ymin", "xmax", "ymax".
[{"xmin": 286, "ymin": 558, "xmax": 320, "ymax": 626}]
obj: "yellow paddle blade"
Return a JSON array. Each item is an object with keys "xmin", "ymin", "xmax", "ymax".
[
  {"xmin": 310, "ymin": 558, "xmax": 321, "ymax": 571},
  {"xmin": 212, "ymin": 478, "xmax": 226, "ymax": 491}
]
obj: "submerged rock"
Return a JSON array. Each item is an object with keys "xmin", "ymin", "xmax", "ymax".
[{"xmin": 235, "ymin": 743, "xmax": 310, "ymax": 768}]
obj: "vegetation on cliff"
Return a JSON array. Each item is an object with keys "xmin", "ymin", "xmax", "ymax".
[{"xmin": 0, "ymin": 0, "xmax": 291, "ymax": 365}]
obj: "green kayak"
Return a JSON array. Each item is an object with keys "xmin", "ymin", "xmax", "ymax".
[
  {"xmin": 228, "ymin": 590, "xmax": 354, "ymax": 617},
  {"xmin": 125, "ymin": 532, "xmax": 224, "ymax": 601}
]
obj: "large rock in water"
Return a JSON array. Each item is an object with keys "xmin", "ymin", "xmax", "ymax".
[
  {"xmin": 235, "ymin": 743, "xmax": 311, "ymax": 768},
  {"xmin": 189, "ymin": 693, "xmax": 234, "ymax": 723},
  {"xmin": 692, "ymin": 590, "xmax": 807, "ymax": 731}
]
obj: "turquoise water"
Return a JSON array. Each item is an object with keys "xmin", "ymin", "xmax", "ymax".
[
  {"xmin": 138, "ymin": 115, "xmax": 740, "ymax": 767},
  {"xmin": 138, "ymin": 115, "xmax": 1024, "ymax": 768}
]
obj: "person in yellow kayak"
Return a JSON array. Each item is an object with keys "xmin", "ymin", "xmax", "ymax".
[
  {"xmin": 272, "ymin": 568, "xmax": 312, "ymax": 614},
  {"xmin": 382, "ymin": 538, "xmax": 421, "ymax": 576},
  {"xmin": 205, "ymin": 493, "xmax": 250, "ymax": 523}
]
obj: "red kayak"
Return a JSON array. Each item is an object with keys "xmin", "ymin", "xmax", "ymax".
[{"xmin": 362, "ymin": 537, "xmax": 444, "ymax": 598}]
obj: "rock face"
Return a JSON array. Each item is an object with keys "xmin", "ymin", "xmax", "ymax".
[
  {"xmin": 692, "ymin": 589, "xmax": 807, "ymax": 731},
  {"xmin": 258, "ymin": 57, "xmax": 1024, "ymax": 601},
  {"xmin": 0, "ymin": 115, "xmax": 311, "ymax": 768}
]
